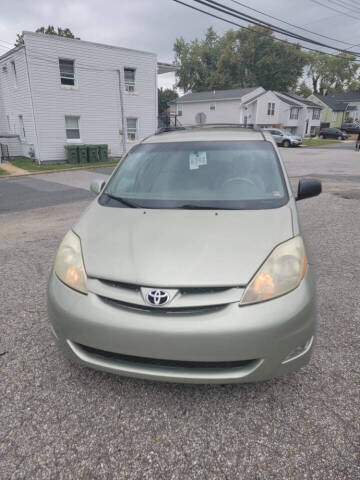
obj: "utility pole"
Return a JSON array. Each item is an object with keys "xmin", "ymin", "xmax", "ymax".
[{"xmin": 117, "ymin": 70, "xmax": 127, "ymax": 157}]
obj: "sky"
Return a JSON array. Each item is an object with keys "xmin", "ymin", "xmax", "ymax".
[{"xmin": 0, "ymin": 0, "xmax": 359, "ymax": 90}]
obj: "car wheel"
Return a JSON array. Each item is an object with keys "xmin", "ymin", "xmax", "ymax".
[
  {"xmin": 337, "ymin": 135, "xmax": 342, "ymax": 140},
  {"xmin": 282, "ymin": 140, "xmax": 290, "ymax": 148}
]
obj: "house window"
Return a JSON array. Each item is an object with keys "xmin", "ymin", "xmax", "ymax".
[
  {"xmin": 126, "ymin": 118, "xmax": 137, "ymax": 141},
  {"xmin": 312, "ymin": 109, "xmax": 320, "ymax": 120},
  {"xmin": 59, "ymin": 59, "xmax": 75, "ymax": 86},
  {"xmin": 267, "ymin": 102, "xmax": 275, "ymax": 116},
  {"xmin": 177, "ymin": 104, "xmax": 183, "ymax": 116},
  {"xmin": 65, "ymin": 116, "xmax": 80, "ymax": 139},
  {"xmin": 332, "ymin": 112, "xmax": 337, "ymax": 122},
  {"xmin": 210, "ymin": 103, "xmax": 216, "ymax": 111},
  {"xmin": 124, "ymin": 68, "xmax": 136, "ymax": 92},
  {"xmin": 289, "ymin": 107, "xmax": 299, "ymax": 120},
  {"xmin": 18, "ymin": 115, "xmax": 26, "ymax": 138},
  {"xmin": 10, "ymin": 61, "xmax": 17, "ymax": 87}
]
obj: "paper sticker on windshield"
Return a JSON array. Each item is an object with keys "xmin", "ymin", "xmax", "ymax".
[{"xmin": 189, "ymin": 151, "xmax": 207, "ymax": 170}]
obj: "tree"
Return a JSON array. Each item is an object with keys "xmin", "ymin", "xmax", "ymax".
[
  {"xmin": 174, "ymin": 27, "xmax": 221, "ymax": 92},
  {"xmin": 296, "ymin": 81, "xmax": 312, "ymax": 97},
  {"xmin": 15, "ymin": 26, "xmax": 79, "ymax": 46},
  {"xmin": 174, "ymin": 26, "xmax": 306, "ymax": 92},
  {"xmin": 158, "ymin": 88, "xmax": 178, "ymax": 114},
  {"xmin": 306, "ymin": 52, "xmax": 358, "ymax": 95}
]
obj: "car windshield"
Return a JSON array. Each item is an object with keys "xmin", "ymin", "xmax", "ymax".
[{"xmin": 102, "ymin": 140, "xmax": 288, "ymax": 210}]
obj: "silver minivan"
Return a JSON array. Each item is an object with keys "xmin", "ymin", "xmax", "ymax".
[{"xmin": 47, "ymin": 126, "xmax": 321, "ymax": 383}]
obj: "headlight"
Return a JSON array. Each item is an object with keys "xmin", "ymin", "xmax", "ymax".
[
  {"xmin": 54, "ymin": 230, "xmax": 87, "ymax": 294},
  {"xmin": 240, "ymin": 236, "xmax": 307, "ymax": 305}
]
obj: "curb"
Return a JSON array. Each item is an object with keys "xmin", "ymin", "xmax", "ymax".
[{"xmin": 0, "ymin": 162, "xmax": 119, "ymax": 179}]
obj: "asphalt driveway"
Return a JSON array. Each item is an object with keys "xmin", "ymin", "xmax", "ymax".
[{"xmin": 0, "ymin": 148, "xmax": 359, "ymax": 479}]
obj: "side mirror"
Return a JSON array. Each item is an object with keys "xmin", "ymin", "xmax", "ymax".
[
  {"xmin": 90, "ymin": 179, "xmax": 106, "ymax": 195},
  {"xmin": 296, "ymin": 178, "xmax": 321, "ymax": 201}
]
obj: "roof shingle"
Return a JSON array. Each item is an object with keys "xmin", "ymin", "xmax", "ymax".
[{"xmin": 174, "ymin": 87, "xmax": 259, "ymax": 103}]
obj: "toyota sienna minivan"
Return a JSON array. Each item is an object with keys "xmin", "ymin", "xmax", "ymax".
[{"xmin": 47, "ymin": 126, "xmax": 321, "ymax": 384}]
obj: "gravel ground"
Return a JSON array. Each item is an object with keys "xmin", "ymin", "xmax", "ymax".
[{"xmin": 1, "ymin": 186, "xmax": 360, "ymax": 479}]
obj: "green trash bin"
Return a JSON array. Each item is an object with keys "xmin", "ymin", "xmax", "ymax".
[
  {"xmin": 98, "ymin": 144, "xmax": 108, "ymax": 162},
  {"xmin": 65, "ymin": 145, "xmax": 79, "ymax": 164},
  {"xmin": 87, "ymin": 145, "xmax": 100, "ymax": 163},
  {"xmin": 78, "ymin": 145, "xmax": 88, "ymax": 163}
]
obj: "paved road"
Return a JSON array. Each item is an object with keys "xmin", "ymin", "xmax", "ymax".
[
  {"xmin": 0, "ymin": 150, "xmax": 359, "ymax": 479},
  {"xmin": 0, "ymin": 167, "xmax": 113, "ymax": 214}
]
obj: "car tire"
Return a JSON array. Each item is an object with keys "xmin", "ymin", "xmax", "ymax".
[
  {"xmin": 319, "ymin": 134, "xmax": 324, "ymax": 139},
  {"xmin": 282, "ymin": 140, "xmax": 290, "ymax": 148},
  {"xmin": 337, "ymin": 135, "xmax": 342, "ymax": 140}
]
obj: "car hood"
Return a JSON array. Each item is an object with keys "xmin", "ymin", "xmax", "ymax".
[{"xmin": 74, "ymin": 202, "xmax": 294, "ymax": 287}]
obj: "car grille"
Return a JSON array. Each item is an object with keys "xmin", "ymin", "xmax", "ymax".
[
  {"xmin": 99, "ymin": 295, "xmax": 227, "ymax": 314},
  {"xmin": 77, "ymin": 343, "xmax": 257, "ymax": 370},
  {"xmin": 87, "ymin": 277, "xmax": 244, "ymax": 312}
]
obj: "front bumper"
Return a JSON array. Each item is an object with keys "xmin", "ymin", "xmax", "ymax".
[
  {"xmin": 47, "ymin": 271, "xmax": 316, "ymax": 384},
  {"xmin": 291, "ymin": 140, "xmax": 302, "ymax": 146}
]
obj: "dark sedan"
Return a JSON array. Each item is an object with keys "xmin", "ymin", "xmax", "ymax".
[{"xmin": 319, "ymin": 128, "xmax": 348, "ymax": 140}]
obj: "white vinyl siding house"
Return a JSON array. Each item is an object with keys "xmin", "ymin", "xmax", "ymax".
[
  {"xmin": 0, "ymin": 31, "xmax": 175, "ymax": 162},
  {"xmin": 172, "ymin": 88, "xmax": 321, "ymax": 137},
  {"xmin": 0, "ymin": 46, "xmax": 37, "ymax": 158},
  {"xmin": 171, "ymin": 87, "xmax": 265, "ymax": 126}
]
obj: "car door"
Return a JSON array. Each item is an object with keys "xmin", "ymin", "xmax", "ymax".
[{"xmin": 270, "ymin": 130, "xmax": 283, "ymax": 145}]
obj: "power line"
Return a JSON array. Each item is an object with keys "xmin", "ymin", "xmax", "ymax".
[
  {"xmin": 309, "ymin": 0, "xmax": 360, "ymax": 19},
  {"xmin": 326, "ymin": 0, "xmax": 360, "ymax": 13},
  {"xmin": 228, "ymin": 0, "xmax": 356, "ymax": 46},
  {"xmin": 191, "ymin": 0, "xmax": 360, "ymax": 55},
  {"xmin": 172, "ymin": 0, "xmax": 360, "ymax": 59}
]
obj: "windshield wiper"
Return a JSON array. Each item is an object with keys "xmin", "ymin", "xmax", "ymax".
[
  {"xmin": 178, "ymin": 204, "xmax": 222, "ymax": 210},
  {"xmin": 105, "ymin": 193, "xmax": 143, "ymax": 208}
]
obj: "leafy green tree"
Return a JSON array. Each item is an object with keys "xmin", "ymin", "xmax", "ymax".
[
  {"xmin": 15, "ymin": 26, "xmax": 79, "ymax": 46},
  {"xmin": 306, "ymin": 52, "xmax": 358, "ymax": 95},
  {"xmin": 296, "ymin": 81, "xmax": 312, "ymax": 97},
  {"xmin": 174, "ymin": 27, "xmax": 221, "ymax": 92},
  {"xmin": 158, "ymin": 88, "xmax": 178, "ymax": 114},
  {"xmin": 174, "ymin": 26, "xmax": 306, "ymax": 92}
]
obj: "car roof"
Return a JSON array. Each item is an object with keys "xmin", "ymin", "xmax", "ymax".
[{"xmin": 142, "ymin": 126, "xmax": 267, "ymax": 144}]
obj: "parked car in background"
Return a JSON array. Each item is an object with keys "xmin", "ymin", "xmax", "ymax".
[
  {"xmin": 263, "ymin": 128, "xmax": 302, "ymax": 147},
  {"xmin": 318, "ymin": 128, "xmax": 348, "ymax": 140},
  {"xmin": 48, "ymin": 125, "xmax": 321, "ymax": 384},
  {"xmin": 341, "ymin": 122, "xmax": 360, "ymax": 133}
]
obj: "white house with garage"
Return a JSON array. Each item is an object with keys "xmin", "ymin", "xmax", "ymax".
[
  {"xmin": 172, "ymin": 88, "xmax": 321, "ymax": 137},
  {"xmin": 0, "ymin": 31, "xmax": 175, "ymax": 162}
]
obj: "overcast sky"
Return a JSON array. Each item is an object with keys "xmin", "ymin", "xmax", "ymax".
[{"xmin": 0, "ymin": 0, "xmax": 358, "ymax": 89}]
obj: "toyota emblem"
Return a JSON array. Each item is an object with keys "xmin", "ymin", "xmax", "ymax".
[{"xmin": 146, "ymin": 289, "xmax": 170, "ymax": 306}]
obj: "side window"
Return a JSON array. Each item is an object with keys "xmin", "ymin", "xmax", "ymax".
[
  {"xmin": 210, "ymin": 103, "xmax": 216, "ymax": 111},
  {"xmin": 177, "ymin": 104, "xmax": 183, "ymax": 116},
  {"xmin": 59, "ymin": 59, "xmax": 75, "ymax": 86},
  {"xmin": 267, "ymin": 102, "xmax": 275, "ymax": 116},
  {"xmin": 65, "ymin": 116, "xmax": 80, "ymax": 139},
  {"xmin": 126, "ymin": 118, "xmax": 138, "ymax": 141},
  {"xmin": 124, "ymin": 68, "xmax": 136, "ymax": 92},
  {"xmin": 312, "ymin": 109, "xmax": 320, "ymax": 120}
]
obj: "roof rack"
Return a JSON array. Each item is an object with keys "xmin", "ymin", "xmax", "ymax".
[{"xmin": 155, "ymin": 123, "xmax": 262, "ymax": 135}]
